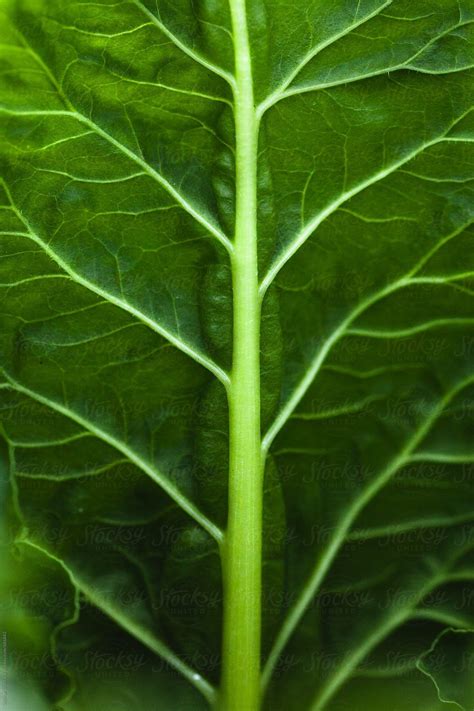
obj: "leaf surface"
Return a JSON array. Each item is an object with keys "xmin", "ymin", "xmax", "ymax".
[{"xmin": 0, "ymin": 1, "xmax": 473, "ymax": 709}]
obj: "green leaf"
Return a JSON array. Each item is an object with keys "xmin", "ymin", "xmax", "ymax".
[{"xmin": 0, "ymin": 1, "xmax": 473, "ymax": 710}]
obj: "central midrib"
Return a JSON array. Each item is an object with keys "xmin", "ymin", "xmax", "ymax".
[{"xmin": 221, "ymin": 0, "xmax": 263, "ymax": 710}]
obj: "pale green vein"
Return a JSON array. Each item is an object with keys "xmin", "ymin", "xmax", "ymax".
[
  {"xmin": 353, "ymin": 661, "xmax": 418, "ymax": 680},
  {"xmin": 399, "ymin": 168, "xmax": 474, "ymax": 184},
  {"xmin": 414, "ymin": 608, "xmax": 474, "ymax": 628},
  {"xmin": 339, "ymin": 208, "xmax": 418, "ymax": 224},
  {"xmin": 291, "ymin": 394, "xmax": 383, "ymax": 421},
  {"xmin": 348, "ymin": 512, "xmax": 474, "ymax": 542},
  {"xmin": 220, "ymin": 1, "xmax": 262, "ymax": 709},
  {"xmin": 445, "ymin": 136, "xmax": 474, "ymax": 143},
  {"xmin": 19, "ymin": 538, "xmax": 216, "ymax": 704},
  {"xmin": 34, "ymin": 167, "xmax": 147, "ymax": 184},
  {"xmin": 2, "ymin": 375, "xmax": 223, "ymax": 544},
  {"xmin": 272, "ymin": 446, "xmax": 334, "ymax": 457},
  {"xmin": 323, "ymin": 363, "xmax": 424, "ymax": 379},
  {"xmin": 9, "ymin": 432, "xmax": 92, "ymax": 448},
  {"xmin": 28, "ymin": 324, "xmax": 144, "ymax": 350},
  {"xmin": 104, "ymin": 66, "xmax": 232, "ymax": 106},
  {"xmin": 262, "ymin": 373, "xmax": 474, "ymax": 692},
  {"xmin": 411, "ymin": 273, "xmax": 474, "ymax": 287},
  {"xmin": 410, "ymin": 452, "xmax": 474, "ymax": 464},
  {"xmin": 0, "ymin": 273, "xmax": 70, "ymax": 288},
  {"xmin": 33, "ymin": 130, "xmax": 95, "ymax": 152},
  {"xmin": 58, "ymin": 21, "xmax": 154, "ymax": 38},
  {"xmin": 86, "ymin": 207, "xmax": 180, "ymax": 219},
  {"xmin": 15, "ymin": 457, "xmax": 129, "ymax": 481},
  {"xmin": 348, "ymin": 318, "xmax": 474, "ymax": 339}
]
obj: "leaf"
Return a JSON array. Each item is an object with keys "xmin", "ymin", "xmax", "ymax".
[{"xmin": 0, "ymin": 1, "xmax": 473, "ymax": 710}]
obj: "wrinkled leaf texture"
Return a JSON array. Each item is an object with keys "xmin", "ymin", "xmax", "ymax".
[{"xmin": 0, "ymin": 1, "xmax": 473, "ymax": 710}]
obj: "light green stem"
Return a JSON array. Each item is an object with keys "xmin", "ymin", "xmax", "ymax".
[{"xmin": 221, "ymin": 1, "xmax": 262, "ymax": 710}]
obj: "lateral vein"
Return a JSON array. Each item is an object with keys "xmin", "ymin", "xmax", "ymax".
[
  {"xmin": 3, "ymin": 375, "xmax": 224, "ymax": 543},
  {"xmin": 258, "ymin": 19, "xmax": 473, "ymax": 114},
  {"xmin": 258, "ymin": 0, "xmax": 393, "ymax": 115},
  {"xmin": 0, "ymin": 189, "xmax": 230, "ymax": 387},
  {"xmin": 5, "ymin": 27, "xmax": 234, "ymax": 253},
  {"xmin": 19, "ymin": 538, "xmax": 216, "ymax": 703},
  {"xmin": 129, "ymin": 0, "xmax": 235, "ymax": 87},
  {"xmin": 259, "ymin": 134, "xmax": 457, "ymax": 297},
  {"xmin": 263, "ymin": 374, "xmax": 474, "ymax": 693}
]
